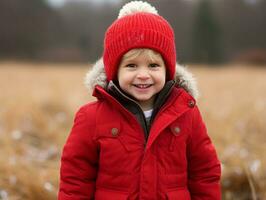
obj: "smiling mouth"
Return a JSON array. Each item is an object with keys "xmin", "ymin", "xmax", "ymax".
[{"xmin": 133, "ymin": 84, "xmax": 153, "ymax": 89}]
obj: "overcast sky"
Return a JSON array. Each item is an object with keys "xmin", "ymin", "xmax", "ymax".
[
  {"xmin": 46, "ymin": 0, "xmax": 122, "ymax": 8},
  {"xmin": 46, "ymin": 0, "xmax": 260, "ymax": 8}
]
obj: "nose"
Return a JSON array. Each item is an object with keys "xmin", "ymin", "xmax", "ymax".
[{"xmin": 136, "ymin": 67, "xmax": 150, "ymax": 80}]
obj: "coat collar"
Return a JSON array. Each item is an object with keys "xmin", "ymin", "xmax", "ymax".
[{"xmin": 84, "ymin": 57, "xmax": 199, "ymax": 100}]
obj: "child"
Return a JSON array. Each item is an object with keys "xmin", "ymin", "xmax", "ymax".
[{"xmin": 58, "ymin": 1, "xmax": 221, "ymax": 200}]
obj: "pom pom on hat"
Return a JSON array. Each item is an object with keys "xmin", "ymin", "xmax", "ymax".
[
  {"xmin": 103, "ymin": 1, "xmax": 176, "ymax": 81},
  {"xmin": 118, "ymin": 1, "xmax": 158, "ymax": 19}
]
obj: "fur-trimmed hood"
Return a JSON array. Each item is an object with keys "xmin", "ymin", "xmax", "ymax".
[{"xmin": 84, "ymin": 58, "xmax": 199, "ymax": 100}]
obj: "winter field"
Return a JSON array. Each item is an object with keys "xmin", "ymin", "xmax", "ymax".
[{"xmin": 0, "ymin": 62, "xmax": 265, "ymax": 199}]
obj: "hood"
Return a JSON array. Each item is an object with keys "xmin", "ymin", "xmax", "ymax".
[{"xmin": 84, "ymin": 58, "xmax": 199, "ymax": 100}]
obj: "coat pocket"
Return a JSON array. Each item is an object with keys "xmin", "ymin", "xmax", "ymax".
[
  {"xmin": 166, "ymin": 188, "xmax": 191, "ymax": 200},
  {"xmin": 95, "ymin": 188, "xmax": 129, "ymax": 200}
]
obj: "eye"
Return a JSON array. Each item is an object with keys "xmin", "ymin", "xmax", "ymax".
[
  {"xmin": 125, "ymin": 63, "xmax": 136, "ymax": 68},
  {"xmin": 149, "ymin": 63, "xmax": 160, "ymax": 68}
]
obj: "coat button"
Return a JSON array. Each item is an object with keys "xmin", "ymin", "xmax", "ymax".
[
  {"xmin": 111, "ymin": 128, "xmax": 119, "ymax": 137},
  {"xmin": 173, "ymin": 126, "xmax": 181, "ymax": 136},
  {"xmin": 188, "ymin": 100, "xmax": 195, "ymax": 108}
]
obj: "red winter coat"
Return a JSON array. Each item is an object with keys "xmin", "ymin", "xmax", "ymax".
[{"xmin": 58, "ymin": 59, "xmax": 221, "ymax": 200}]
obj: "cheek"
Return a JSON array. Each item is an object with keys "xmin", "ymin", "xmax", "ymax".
[
  {"xmin": 156, "ymin": 77, "xmax": 166, "ymax": 92},
  {"xmin": 155, "ymin": 73, "xmax": 166, "ymax": 85},
  {"xmin": 117, "ymin": 68, "xmax": 123, "ymax": 82},
  {"xmin": 159, "ymin": 80, "xmax": 166, "ymax": 90},
  {"xmin": 117, "ymin": 69, "xmax": 124, "ymax": 85},
  {"xmin": 117, "ymin": 72, "xmax": 130, "ymax": 90}
]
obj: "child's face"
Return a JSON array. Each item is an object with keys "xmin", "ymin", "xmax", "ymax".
[{"xmin": 117, "ymin": 49, "xmax": 166, "ymax": 110}]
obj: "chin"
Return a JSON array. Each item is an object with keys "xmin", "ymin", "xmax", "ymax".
[{"xmin": 135, "ymin": 97, "xmax": 152, "ymax": 102}]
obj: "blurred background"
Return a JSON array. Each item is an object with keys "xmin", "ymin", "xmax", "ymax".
[
  {"xmin": 1, "ymin": 0, "xmax": 266, "ymax": 63},
  {"xmin": 0, "ymin": 0, "xmax": 265, "ymax": 199}
]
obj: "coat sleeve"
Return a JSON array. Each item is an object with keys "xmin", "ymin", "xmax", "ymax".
[
  {"xmin": 58, "ymin": 105, "xmax": 98, "ymax": 200},
  {"xmin": 187, "ymin": 106, "xmax": 221, "ymax": 200}
]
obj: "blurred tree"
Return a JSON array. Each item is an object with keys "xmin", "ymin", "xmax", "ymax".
[
  {"xmin": 50, "ymin": 0, "xmax": 195, "ymax": 62},
  {"xmin": 214, "ymin": 0, "xmax": 266, "ymax": 61},
  {"xmin": 0, "ymin": 0, "xmax": 64, "ymax": 59},
  {"xmin": 191, "ymin": 0, "xmax": 222, "ymax": 63},
  {"xmin": 1, "ymin": 0, "xmax": 265, "ymax": 63},
  {"xmin": 58, "ymin": 1, "xmax": 117, "ymax": 61},
  {"xmin": 151, "ymin": 0, "xmax": 194, "ymax": 63}
]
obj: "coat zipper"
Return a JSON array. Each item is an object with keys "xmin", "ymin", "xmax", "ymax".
[{"xmin": 108, "ymin": 82, "xmax": 148, "ymax": 144}]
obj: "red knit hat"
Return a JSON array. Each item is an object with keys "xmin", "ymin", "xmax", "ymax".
[{"xmin": 103, "ymin": 1, "xmax": 176, "ymax": 81}]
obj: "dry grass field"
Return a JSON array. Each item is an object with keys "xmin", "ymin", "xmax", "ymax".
[{"xmin": 0, "ymin": 61, "xmax": 265, "ymax": 200}]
